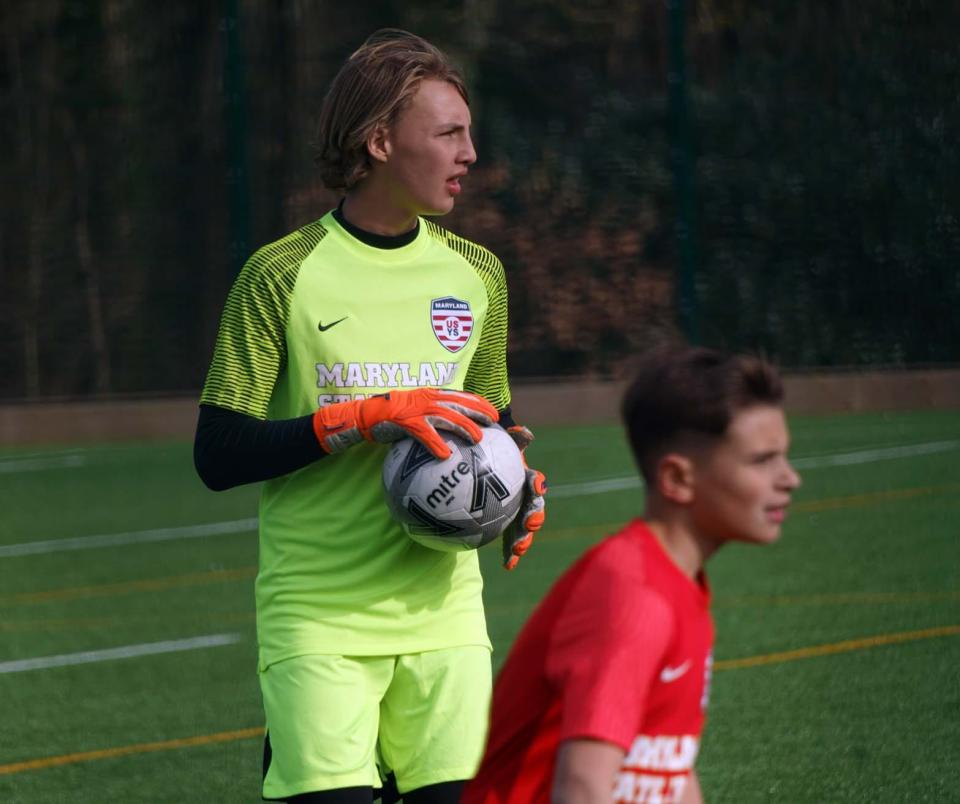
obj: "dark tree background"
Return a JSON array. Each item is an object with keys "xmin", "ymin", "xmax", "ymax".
[{"xmin": 1, "ymin": 0, "xmax": 958, "ymax": 399}]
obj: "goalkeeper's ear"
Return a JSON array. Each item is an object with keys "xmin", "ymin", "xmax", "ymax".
[{"xmin": 366, "ymin": 125, "xmax": 391, "ymax": 164}]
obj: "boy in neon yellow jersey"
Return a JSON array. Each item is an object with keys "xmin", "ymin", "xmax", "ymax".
[{"xmin": 194, "ymin": 29, "xmax": 546, "ymax": 804}]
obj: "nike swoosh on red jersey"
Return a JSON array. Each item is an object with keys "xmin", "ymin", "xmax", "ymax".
[{"xmin": 659, "ymin": 661, "xmax": 691, "ymax": 683}]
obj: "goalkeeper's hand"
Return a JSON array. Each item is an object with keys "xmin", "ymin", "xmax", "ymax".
[
  {"xmin": 312, "ymin": 388, "xmax": 498, "ymax": 460},
  {"xmin": 502, "ymin": 425, "xmax": 547, "ymax": 571}
]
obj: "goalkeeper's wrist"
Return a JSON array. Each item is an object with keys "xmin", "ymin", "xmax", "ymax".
[{"xmin": 312, "ymin": 400, "xmax": 365, "ymax": 454}]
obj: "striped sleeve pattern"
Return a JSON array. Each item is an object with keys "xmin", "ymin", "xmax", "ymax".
[
  {"xmin": 200, "ymin": 220, "xmax": 328, "ymax": 419},
  {"xmin": 425, "ymin": 221, "xmax": 511, "ymax": 412}
]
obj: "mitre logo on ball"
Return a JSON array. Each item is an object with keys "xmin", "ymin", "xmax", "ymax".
[{"xmin": 382, "ymin": 424, "xmax": 526, "ymax": 551}]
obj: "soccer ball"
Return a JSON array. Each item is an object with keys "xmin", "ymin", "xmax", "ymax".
[{"xmin": 382, "ymin": 425, "xmax": 526, "ymax": 552}]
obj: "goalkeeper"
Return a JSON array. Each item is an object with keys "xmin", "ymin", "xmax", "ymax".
[{"xmin": 193, "ymin": 29, "xmax": 546, "ymax": 804}]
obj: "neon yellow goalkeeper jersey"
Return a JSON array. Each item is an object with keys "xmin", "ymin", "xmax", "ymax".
[{"xmin": 201, "ymin": 211, "xmax": 510, "ymax": 668}]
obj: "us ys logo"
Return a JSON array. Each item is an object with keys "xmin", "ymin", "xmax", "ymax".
[{"xmin": 431, "ymin": 297, "xmax": 473, "ymax": 353}]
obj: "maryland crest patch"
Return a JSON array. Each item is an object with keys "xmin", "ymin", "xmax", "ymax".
[{"xmin": 431, "ymin": 297, "xmax": 474, "ymax": 353}]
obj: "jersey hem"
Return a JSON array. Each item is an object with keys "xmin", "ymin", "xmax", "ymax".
[
  {"xmin": 558, "ymin": 727, "xmax": 633, "ymax": 753},
  {"xmin": 257, "ymin": 637, "xmax": 493, "ymax": 672},
  {"xmin": 263, "ymin": 770, "xmax": 383, "ymax": 801}
]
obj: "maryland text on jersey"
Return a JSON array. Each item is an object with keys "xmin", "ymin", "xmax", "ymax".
[
  {"xmin": 614, "ymin": 734, "xmax": 699, "ymax": 804},
  {"xmin": 316, "ymin": 361, "xmax": 459, "ymax": 405}
]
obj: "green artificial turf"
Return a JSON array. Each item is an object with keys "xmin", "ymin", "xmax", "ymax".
[{"xmin": 1, "ymin": 409, "xmax": 957, "ymax": 802}]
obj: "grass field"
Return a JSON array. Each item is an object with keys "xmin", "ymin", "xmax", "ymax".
[{"xmin": 1, "ymin": 409, "xmax": 958, "ymax": 802}]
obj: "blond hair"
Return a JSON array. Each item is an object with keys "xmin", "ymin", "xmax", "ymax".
[{"xmin": 314, "ymin": 29, "xmax": 469, "ymax": 191}]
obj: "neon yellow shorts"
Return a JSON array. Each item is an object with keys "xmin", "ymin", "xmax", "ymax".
[{"xmin": 260, "ymin": 645, "xmax": 492, "ymax": 799}]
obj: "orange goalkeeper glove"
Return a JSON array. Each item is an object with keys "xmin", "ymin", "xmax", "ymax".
[
  {"xmin": 502, "ymin": 425, "xmax": 547, "ymax": 570},
  {"xmin": 312, "ymin": 388, "xmax": 498, "ymax": 460}
]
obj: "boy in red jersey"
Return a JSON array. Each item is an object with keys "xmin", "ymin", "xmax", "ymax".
[{"xmin": 463, "ymin": 346, "xmax": 801, "ymax": 804}]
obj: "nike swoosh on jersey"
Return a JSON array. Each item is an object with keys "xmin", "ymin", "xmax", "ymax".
[
  {"xmin": 318, "ymin": 316, "xmax": 347, "ymax": 332},
  {"xmin": 659, "ymin": 660, "xmax": 691, "ymax": 683}
]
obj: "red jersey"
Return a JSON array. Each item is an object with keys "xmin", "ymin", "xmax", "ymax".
[{"xmin": 464, "ymin": 520, "xmax": 713, "ymax": 804}]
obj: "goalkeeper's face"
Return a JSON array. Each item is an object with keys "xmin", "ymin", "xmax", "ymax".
[{"xmin": 378, "ymin": 78, "xmax": 477, "ymax": 218}]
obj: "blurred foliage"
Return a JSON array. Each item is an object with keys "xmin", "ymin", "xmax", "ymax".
[{"xmin": 1, "ymin": 0, "xmax": 957, "ymax": 399}]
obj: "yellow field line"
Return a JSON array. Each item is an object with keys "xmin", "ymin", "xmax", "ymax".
[
  {"xmin": 3, "ymin": 625, "xmax": 958, "ymax": 776},
  {"xmin": 541, "ymin": 483, "xmax": 957, "ymax": 545},
  {"xmin": 0, "ymin": 566, "xmax": 257, "ymax": 606},
  {"xmin": 791, "ymin": 483, "xmax": 960, "ymax": 513},
  {"xmin": 714, "ymin": 624, "xmax": 960, "ymax": 671},
  {"xmin": 0, "ymin": 727, "xmax": 263, "ymax": 776},
  {"xmin": 4, "ymin": 481, "xmax": 956, "ymax": 610},
  {"xmin": 714, "ymin": 590, "xmax": 960, "ymax": 608},
  {"xmin": 0, "ymin": 616, "xmax": 119, "ymax": 632},
  {"xmin": 0, "ymin": 611, "xmax": 256, "ymax": 633}
]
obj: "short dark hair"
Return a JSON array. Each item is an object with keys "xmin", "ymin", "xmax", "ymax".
[
  {"xmin": 314, "ymin": 29, "xmax": 469, "ymax": 191},
  {"xmin": 621, "ymin": 345, "xmax": 784, "ymax": 483}
]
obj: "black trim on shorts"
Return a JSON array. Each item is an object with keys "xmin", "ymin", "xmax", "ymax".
[
  {"xmin": 286, "ymin": 788, "xmax": 374, "ymax": 803},
  {"xmin": 399, "ymin": 780, "xmax": 465, "ymax": 803},
  {"xmin": 263, "ymin": 731, "xmax": 274, "ymax": 782},
  {"xmin": 262, "ymin": 730, "xmax": 379, "ymax": 803},
  {"xmin": 375, "ymin": 773, "xmax": 400, "ymax": 803}
]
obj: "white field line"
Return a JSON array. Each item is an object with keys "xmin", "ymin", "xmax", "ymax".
[
  {"xmin": 790, "ymin": 439, "xmax": 960, "ymax": 468},
  {"xmin": 0, "ymin": 454, "xmax": 88, "ymax": 473},
  {"xmin": 551, "ymin": 476, "xmax": 644, "ymax": 497},
  {"xmin": 0, "ymin": 445, "xmax": 171, "ymax": 474},
  {"xmin": 1, "ymin": 439, "xmax": 956, "ymax": 555},
  {"xmin": 0, "ymin": 448, "xmax": 89, "ymax": 461},
  {"xmin": 0, "ymin": 633, "xmax": 242, "ymax": 674},
  {"xmin": 548, "ymin": 439, "xmax": 960, "ymax": 499},
  {"xmin": 0, "ymin": 445, "xmax": 143, "ymax": 474},
  {"xmin": 0, "ymin": 519, "xmax": 259, "ymax": 558}
]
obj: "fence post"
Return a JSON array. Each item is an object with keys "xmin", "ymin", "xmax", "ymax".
[
  {"xmin": 667, "ymin": 0, "xmax": 700, "ymax": 343},
  {"xmin": 223, "ymin": 0, "xmax": 251, "ymax": 277}
]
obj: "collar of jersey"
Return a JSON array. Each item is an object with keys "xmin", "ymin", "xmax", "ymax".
[
  {"xmin": 634, "ymin": 518, "xmax": 712, "ymax": 606},
  {"xmin": 323, "ymin": 210, "xmax": 431, "ymax": 264}
]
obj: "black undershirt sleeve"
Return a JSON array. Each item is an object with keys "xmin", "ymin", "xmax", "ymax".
[
  {"xmin": 193, "ymin": 404, "xmax": 326, "ymax": 491},
  {"xmin": 193, "ymin": 402, "xmax": 517, "ymax": 492}
]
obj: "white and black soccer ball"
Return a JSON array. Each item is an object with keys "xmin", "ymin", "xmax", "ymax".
[{"xmin": 382, "ymin": 425, "xmax": 526, "ymax": 552}]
